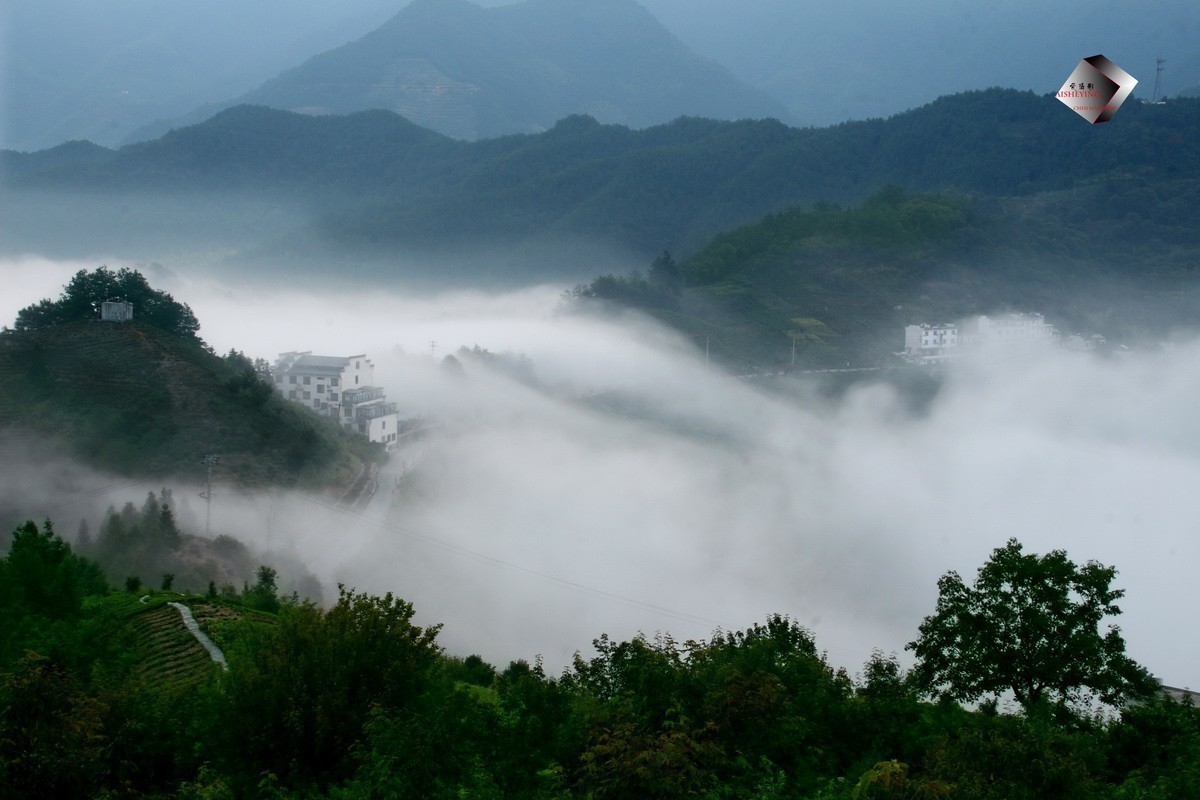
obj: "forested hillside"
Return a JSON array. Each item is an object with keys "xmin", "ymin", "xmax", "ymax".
[
  {"xmin": 568, "ymin": 183, "xmax": 1200, "ymax": 369},
  {"xmin": 4, "ymin": 91, "xmax": 1198, "ymax": 262},
  {"xmin": 2, "ymin": 519, "xmax": 1197, "ymax": 798},
  {"xmin": 0, "ymin": 269, "xmax": 377, "ymax": 487}
]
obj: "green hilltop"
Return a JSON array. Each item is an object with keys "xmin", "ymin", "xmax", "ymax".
[
  {"xmin": 0, "ymin": 269, "xmax": 378, "ymax": 489},
  {"xmin": 570, "ymin": 180, "xmax": 1200, "ymax": 369}
]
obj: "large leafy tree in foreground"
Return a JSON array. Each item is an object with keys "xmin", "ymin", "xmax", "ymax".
[{"xmin": 907, "ymin": 538, "xmax": 1157, "ymax": 710}]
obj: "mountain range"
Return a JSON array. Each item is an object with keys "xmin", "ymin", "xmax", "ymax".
[
  {"xmin": 7, "ymin": 87, "xmax": 1198, "ymax": 369},
  {"xmin": 640, "ymin": 0, "xmax": 1200, "ymax": 128},
  {"xmin": 0, "ymin": 0, "xmax": 403, "ymax": 152},
  {"xmin": 5, "ymin": 90, "xmax": 1198, "ymax": 273},
  {"xmin": 126, "ymin": 0, "xmax": 786, "ymax": 143},
  {"xmin": 8, "ymin": 0, "xmax": 1198, "ymax": 152}
]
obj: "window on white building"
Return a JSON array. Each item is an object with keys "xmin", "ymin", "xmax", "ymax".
[
  {"xmin": 303, "ymin": 391, "xmax": 311, "ymax": 399},
  {"xmin": 331, "ymin": 378, "xmax": 339, "ymax": 387},
  {"xmin": 317, "ymin": 385, "xmax": 325, "ymax": 393},
  {"xmin": 330, "ymin": 392, "xmax": 338, "ymax": 401},
  {"xmin": 289, "ymin": 375, "xmax": 296, "ymax": 384},
  {"xmin": 303, "ymin": 376, "xmax": 311, "ymax": 385}
]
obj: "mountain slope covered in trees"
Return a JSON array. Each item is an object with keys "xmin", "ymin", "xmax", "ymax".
[
  {"xmin": 2, "ymin": 518, "xmax": 1196, "ymax": 798},
  {"xmin": 568, "ymin": 182, "xmax": 1200, "ymax": 369},
  {"xmin": 4, "ymin": 90, "xmax": 1198, "ymax": 268},
  {"xmin": 0, "ymin": 270, "xmax": 377, "ymax": 487}
]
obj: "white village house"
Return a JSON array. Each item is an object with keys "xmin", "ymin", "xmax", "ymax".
[
  {"xmin": 902, "ymin": 313, "xmax": 1079, "ymax": 364},
  {"xmin": 271, "ymin": 351, "xmax": 400, "ymax": 449},
  {"xmin": 902, "ymin": 322, "xmax": 960, "ymax": 365},
  {"xmin": 962, "ymin": 312, "xmax": 1059, "ymax": 351}
]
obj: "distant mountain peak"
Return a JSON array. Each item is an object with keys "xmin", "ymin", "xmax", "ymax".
[
  {"xmin": 124, "ymin": 0, "xmax": 788, "ymax": 144},
  {"xmin": 389, "ymin": 0, "xmax": 486, "ymax": 22}
]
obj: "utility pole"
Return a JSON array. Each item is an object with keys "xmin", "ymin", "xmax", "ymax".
[
  {"xmin": 705, "ymin": 335, "xmax": 710, "ymax": 367},
  {"xmin": 266, "ymin": 490, "xmax": 275, "ymax": 553},
  {"xmin": 199, "ymin": 455, "xmax": 219, "ymax": 538},
  {"xmin": 791, "ymin": 331, "xmax": 797, "ymax": 368},
  {"xmin": 429, "ymin": 339, "xmax": 438, "ymax": 357},
  {"xmin": 1153, "ymin": 56, "xmax": 1166, "ymax": 102}
]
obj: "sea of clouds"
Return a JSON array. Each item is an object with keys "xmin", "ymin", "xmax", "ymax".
[{"xmin": 3, "ymin": 256, "xmax": 1198, "ymax": 689}]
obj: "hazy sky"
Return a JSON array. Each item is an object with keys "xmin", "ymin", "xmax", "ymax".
[
  {"xmin": 4, "ymin": 0, "xmax": 1197, "ymax": 149},
  {"xmin": 3, "ymin": 257, "xmax": 1197, "ymax": 690}
]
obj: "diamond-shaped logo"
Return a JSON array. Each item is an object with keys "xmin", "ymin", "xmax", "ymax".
[{"xmin": 1056, "ymin": 55, "xmax": 1137, "ymax": 124}]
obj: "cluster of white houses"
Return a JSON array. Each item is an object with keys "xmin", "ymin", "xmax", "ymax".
[
  {"xmin": 271, "ymin": 352, "xmax": 401, "ymax": 450},
  {"xmin": 902, "ymin": 313, "xmax": 1104, "ymax": 365}
]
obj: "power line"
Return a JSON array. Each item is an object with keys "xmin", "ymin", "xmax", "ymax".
[{"xmin": 43, "ymin": 477, "xmax": 150, "ymax": 507}]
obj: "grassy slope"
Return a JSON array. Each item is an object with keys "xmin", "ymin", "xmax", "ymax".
[
  {"xmin": 87, "ymin": 591, "xmax": 275, "ymax": 693},
  {"xmin": 0, "ymin": 320, "xmax": 378, "ymax": 488}
]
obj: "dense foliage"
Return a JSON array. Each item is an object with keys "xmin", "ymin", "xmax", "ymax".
[
  {"xmin": 4, "ymin": 91, "xmax": 1199, "ymax": 258},
  {"xmin": 564, "ymin": 180, "xmax": 1200, "ymax": 370},
  {"xmin": 2, "ymin": 519, "xmax": 1196, "ymax": 799},
  {"xmin": 68, "ymin": 489, "xmax": 322, "ymax": 603},
  {"xmin": 12, "ymin": 267, "xmax": 200, "ymax": 339},
  {"xmin": 567, "ymin": 251, "xmax": 684, "ymax": 311},
  {"xmin": 0, "ymin": 272, "xmax": 378, "ymax": 486},
  {"xmin": 908, "ymin": 538, "xmax": 1158, "ymax": 711}
]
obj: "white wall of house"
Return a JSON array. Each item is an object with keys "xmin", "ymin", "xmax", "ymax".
[
  {"xmin": 360, "ymin": 412, "xmax": 400, "ymax": 446},
  {"xmin": 904, "ymin": 323, "xmax": 959, "ymax": 360},
  {"xmin": 272, "ymin": 351, "xmax": 399, "ymax": 450},
  {"xmin": 974, "ymin": 313, "xmax": 1058, "ymax": 349},
  {"xmin": 903, "ymin": 313, "xmax": 1072, "ymax": 365}
]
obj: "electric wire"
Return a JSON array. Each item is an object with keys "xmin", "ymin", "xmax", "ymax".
[{"xmin": 38, "ymin": 477, "xmax": 151, "ymax": 507}]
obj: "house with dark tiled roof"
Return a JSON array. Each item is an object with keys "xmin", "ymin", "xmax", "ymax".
[{"xmin": 272, "ymin": 351, "xmax": 400, "ymax": 449}]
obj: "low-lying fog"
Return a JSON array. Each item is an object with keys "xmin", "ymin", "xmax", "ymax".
[{"xmin": 3, "ymin": 256, "xmax": 1198, "ymax": 689}]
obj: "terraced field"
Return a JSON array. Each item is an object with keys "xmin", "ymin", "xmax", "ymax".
[
  {"xmin": 87, "ymin": 592, "xmax": 269, "ymax": 691},
  {"xmin": 131, "ymin": 603, "xmax": 216, "ymax": 692}
]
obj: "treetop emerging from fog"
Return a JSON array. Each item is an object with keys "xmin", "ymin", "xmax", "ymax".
[
  {"xmin": 907, "ymin": 538, "xmax": 1157, "ymax": 711},
  {"xmin": 11, "ymin": 267, "xmax": 200, "ymax": 340}
]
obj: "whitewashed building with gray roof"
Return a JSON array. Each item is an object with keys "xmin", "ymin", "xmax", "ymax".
[{"xmin": 272, "ymin": 351, "xmax": 400, "ymax": 449}]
